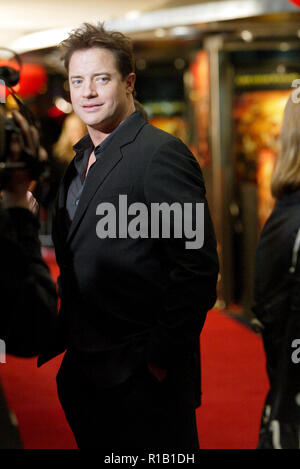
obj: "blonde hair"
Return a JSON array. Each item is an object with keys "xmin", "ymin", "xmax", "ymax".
[
  {"xmin": 271, "ymin": 94, "xmax": 300, "ymax": 199},
  {"xmin": 53, "ymin": 113, "xmax": 87, "ymax": 163}
]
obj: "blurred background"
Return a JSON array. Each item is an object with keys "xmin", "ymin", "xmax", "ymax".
[{"xmin": 0, "ymin": 0, "xmax": 300, "ymax": 449}]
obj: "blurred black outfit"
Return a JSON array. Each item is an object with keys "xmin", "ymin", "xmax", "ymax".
[
  {"xmin": 253, "ymin": 190, "xmax": 300, "ymax": 449},
  {"xmin": 0, "ymin": 205, "xmax": 57, "ymax": 357}
]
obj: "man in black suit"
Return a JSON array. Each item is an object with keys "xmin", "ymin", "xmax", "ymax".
[{"xmin": 39, "ymin": 22, "xmax": 219, "ymax": 450}]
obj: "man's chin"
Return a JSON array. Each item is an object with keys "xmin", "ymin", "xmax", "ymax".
[
  {"xmin": 87, "ymin": 120, "xmax": 109, "ymax": 130},
  {"xmin": 87, "ymin": 116, "xmax": 119, "ymax": 134}
]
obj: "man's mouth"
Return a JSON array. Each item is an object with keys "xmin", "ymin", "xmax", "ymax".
[{"xmin": 82, "ymin": 104, "xmax": 103, "ymax": 111}]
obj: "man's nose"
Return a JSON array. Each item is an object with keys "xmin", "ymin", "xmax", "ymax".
[{"xmin": 82, "ymin": 80, "xmax": 97, "ymax": 98}]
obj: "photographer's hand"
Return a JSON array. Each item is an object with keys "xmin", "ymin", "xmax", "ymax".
[{"xmin": 1, "ymin": 109, "xmax": 44, "ymax": 210}]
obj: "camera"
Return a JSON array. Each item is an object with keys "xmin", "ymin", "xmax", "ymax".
[{"xmin": 0, "ymin": 49, "xmax": 45, "ymax": 188}]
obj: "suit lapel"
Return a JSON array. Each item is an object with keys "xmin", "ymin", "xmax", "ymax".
[
  {"xmin": 58, "ymin": 162, "xmax": 73, "ymax": 208},
  {"xmin": 65, "ymin": 111, "xmax": 148, "ymax": 244}
]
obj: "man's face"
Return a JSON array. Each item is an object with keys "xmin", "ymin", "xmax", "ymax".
[{"xmin": 68, "ymin": 47, "xmax": 135, "ymax": 131}]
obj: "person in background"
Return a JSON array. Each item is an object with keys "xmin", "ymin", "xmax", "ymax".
[
  {"xmin": 34, "ymin": 113, "xmax": 87, "ymax": 216},
  {"xmin": 53, "ymin": 112, "xmax": 87, "ymax": 167},
  {"xmin": 252, "ymin": 94, "xmax": 300, "ymax": 449},
  {"xmin": 0, "ymin": 109, "xmax": 57, "ymax": 357}
]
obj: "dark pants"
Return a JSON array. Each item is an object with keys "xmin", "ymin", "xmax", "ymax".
[
  {"xmin": 56, "ymin": 351, "xmax": 199, "ymax": 450},
  {"xmin": 258, "ymin": 314, "xmax": 300, "ymax": 448}
]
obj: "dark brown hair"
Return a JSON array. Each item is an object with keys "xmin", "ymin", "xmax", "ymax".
[
  {"xmin": 59, "ymin": 22, "xmax": 135, "ymax": 79},
  {"xmin": 134, "ymin": 99, "xmax": 148, "ymax": 121}
]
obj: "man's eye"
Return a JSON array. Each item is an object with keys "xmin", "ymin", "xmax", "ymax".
[
  {"xmin": 96, "ymin": 76, "xmax": 108, "ymax": 83},
  {"xmin": 72, "ymin": 79, "xmax": 82, "ymax": 85}
]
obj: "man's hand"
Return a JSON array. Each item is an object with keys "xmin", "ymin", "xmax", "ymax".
[
  {"xmin": 26, "ymin": 190, "xmax": 39, "ymax": 215},
  {"xmin": 1, "ymin": 109, "xmax": 45, "ymax": 210},
  {"xmin": 147, "ymin": 361, "xmax": 167, "ymax": 382}
]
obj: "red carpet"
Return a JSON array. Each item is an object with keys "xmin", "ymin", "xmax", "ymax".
[
  {"xmin": 197, "ymin": 309, "xmax": 269, "ymax": 449},
  {"xmin": 0, "ymin": 249, "xmax": 269, "ymax": 449},
  {"xmin": 0, "ymin": 353, "xmax": 77, "ymax": 449}
]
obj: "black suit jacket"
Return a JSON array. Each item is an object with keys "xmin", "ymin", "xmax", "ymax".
[{"xmin": 38, "ymin": 112, "xmax": 218, "ymax": 400}]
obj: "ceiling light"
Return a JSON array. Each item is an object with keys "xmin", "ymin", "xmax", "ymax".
[
  {"xmin": 279, "ymin": 42, "xmax": 290, "ymax": 51},
  {"xmin": 277, "ymin": 64, "xmax": 286, "ymax": 74},
  {"xmin": 174, "ymin": 58, "xmax": 185, "ymax": 70},
  {"xmin": 10, "ymin": 28, "xmax": 70, "ymax": 53},
  {"xmin": 240, "ymin": 30, "xmax": 253, "ymax": 42},
  {"xmin": 125, "ymin": 10, "xmax": 141, "ymax": 20},
  {"xmin": 170, "ymin": 26, "xmax": 193, "ymax": 36},
  {"xmin": 154, "ymin": 28, "xmax": 166, "ymax": 38},
  {"xmin": 136, "ymin": 58, "xmax": 147, "ymax": 70}
]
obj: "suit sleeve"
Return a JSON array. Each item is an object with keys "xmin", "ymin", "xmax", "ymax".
[
  {"xmin": 144, "ymin": 137, "xmax": 219, "ymax": 369},
  {"xmin": 0, "ymin": 207, "xmax": 58, "ymax": 357}
]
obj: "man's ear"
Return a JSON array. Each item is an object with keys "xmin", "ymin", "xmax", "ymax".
[{"xmin": 126, "ymin": 73, "xmax": 136, "ymax": 95}]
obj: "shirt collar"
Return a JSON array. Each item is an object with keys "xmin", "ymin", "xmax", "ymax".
[{"xmin": 72, "ymin": 111, "xmax": 139, "ymax": 158}]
